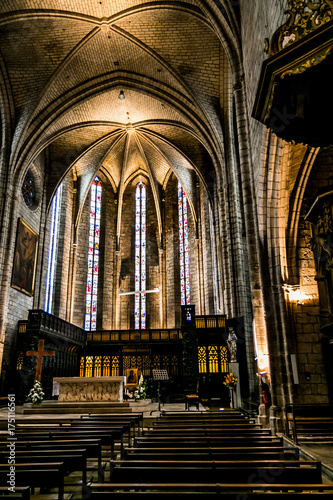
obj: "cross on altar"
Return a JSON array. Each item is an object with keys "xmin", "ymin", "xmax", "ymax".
[{"xmin": 26, "ymin": 339, "xmax": 55, "ymax": 381}]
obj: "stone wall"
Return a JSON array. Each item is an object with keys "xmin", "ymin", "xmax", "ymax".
[
  {"xmin": 4, "ymin": 153, "xmax": 45, "ymax": 365},
  {"xmin": 292, "ymin": 147, "xmax": 333, "ymax": 403}
]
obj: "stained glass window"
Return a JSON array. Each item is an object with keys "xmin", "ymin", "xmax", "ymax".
[
  {"xmin": 22, "ymin": 169, "xmax": 36, "ymax": 207},
  {"xmin": 178, "ymin": 181, "xmax": 190, "ymax": 305},
  {"xmin": 85, "ymin": 177, "xmax": 102, "ymax": 331},
  {"xmin": 134, "ymin": 182, "xmax": 146, "ymax": 329},
  {"xmin": 45, "ymin": 184, "xmax": 63, "ymax": 314},
  {"xmin": 209, "ymin": 204, "xmax": 219, "ymax": 314}
]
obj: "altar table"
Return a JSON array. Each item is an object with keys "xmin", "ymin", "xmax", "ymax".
[{"xmin": 53, "ymin": 376, "xmax": 126, "ymax": 402}]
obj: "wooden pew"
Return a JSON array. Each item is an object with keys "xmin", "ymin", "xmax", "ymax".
[
  {"xmin": 0, "ymin": 449, "xmax": 87, "ymax": 495},
  {"xmin": 85, "ymin": 413, "xmax": 144, "ymax": 436},
  {"xmin": 0, "ymin": 462, "xmax": 65, "ymax": 500},
  {"xmin": 151, "ymin": 423, "xmax": 262, "ymax": 430},
  {"xmin": 134, "ymin": 436, "xmax": 282, "ymax": 448},
  {"xmin": 159, "ymin": 411, "xmax": 244, "ymax": 416},
  {"xmin": 0, "ymin": 438, "xmax": 104, "ymax": 481},
  {"xmin": 124, "ymin": 446, "xmax": 299, "ymax": 461},
  {"xmin": 143, "ymin": 429, "xmax": 270, "ymax": 438},
  {"xmin": 285, "ymin": 404, "xmax": 333, "ymax": 444},
  {"xmin": 0, "ymin": 486, "xmax": 30, "ymax": 500},
  {"xmin": 11, "ymin": 428, "xmax": 119, "ymax": 459},
  {"xmin": 107, "ymin": 463, "xmax": 322, "ymax": 484},
  {"xmin": 158, "ymin": 412, "xmax": 250, "ymax": 419},
  {"xmin": 0, "ymin": 417, "xmax": 81, "ymax": 430},
  {"xmin": 153, "ymin": 418, "xmax": 257, "ymax": 426},
  {"xmin": 82, "ymin": 482, "xmax": 333, "ymax": 499},
  {"xmin": 66, "ymin": 421, "xmax": 133, "ymax": 445},
  {"xmin": 16, "ymin": 421, "xmax": 131, "ymax": 450},
  {"xmin": 112, "ymin": 458, "xmax": 312, "ymax": 468},
  {"xmin": 78, "ymin": 418, "xmax": 137, "ymax": 440}
]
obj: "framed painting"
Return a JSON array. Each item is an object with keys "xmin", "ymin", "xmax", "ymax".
[
  {"xmin": 125, "ymin": 368, "xmax": 139, "ymax": 387},
  {"xmin": 11, "ymin": 218, "xmax": 38, "ymax": 297}
]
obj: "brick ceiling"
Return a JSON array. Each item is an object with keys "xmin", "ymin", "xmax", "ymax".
[{"xmin": 0, "ymin": 1, "xmax": 230, "ymax": 202}]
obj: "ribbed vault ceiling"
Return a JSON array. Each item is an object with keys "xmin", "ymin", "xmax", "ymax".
[{"xmin": 0, "ymin": 0, "xmax": 234, "ymax": 210}]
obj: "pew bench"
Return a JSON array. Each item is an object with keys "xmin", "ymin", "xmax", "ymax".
[
  {"xmin": 0, "ymin": 487, "xmax": 30, "ymax": 500},
  {"xmin": 0, "ymin": 462, "xmax": 65, "ymax": 500},
  {"xmin": 112, "ymin": 458, "xmax": 313, "ymax": 469},
  {"xmin": 16, "ymin": 422, "xmax": 131, "ymax": 454},
  {"xmin": 86, "ymin": 482, "xmax": 333, "ymax": 494},
  {"xmin": 153, "ymin": 418, "xmax": 257, "ymax": 426},
  {"xmin": 107, "ymin": 464, "xmax": 322, "ymax": 484},
  {"xmin": 151, "ymin": 423, "xmax": 262, "ymax": 431},
  {"xmin": 77, "ymin": 419, "xmax": 137, "ymax": 440},
  {"xmin": 86, "ymin": 413, "xmax": 144, "ymax": 436},
  {"xmin": 134, "ymin": 436, "xmax": 282, "ymax": 448},
  {"xmin": 0, "ymin": 449, "xmax": 87, "ymax": 496},
  {"xmin": 11, "ymin": 428, "xmax": 118, "ymax": 459},
  {"xmin": 66, "ymin": 422, "xmax": 132, "ymax": 446},
  {"xmin": 124, "ymin": 446, "xmax": 299, "ymax": 461},
  {"xmin": 143, "ymin": 428, "xmax": 270, "ymax": 437},
  {"xmin": 285, "ymin": 404, "xmax": 333, "ymax": 444},
  {"xmin": 159, "ymin": 410, "xmax": 243, "ymax": 416},
  {"xmin": 83, "ymin": 483, "xmax": 333, "ymax": 500},
  {"xmin": 0, "ymin": 438, "xmax": 104, "ymax": 482}
]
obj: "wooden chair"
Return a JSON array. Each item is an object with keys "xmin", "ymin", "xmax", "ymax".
[{"xmin": 185, "ymin": 381, "xmax": 200, "ymax": 410}]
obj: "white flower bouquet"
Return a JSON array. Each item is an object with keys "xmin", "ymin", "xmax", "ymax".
[
  {"xmin": 132, "ymin": 375, "xmax": 148, "ymax": 401},
  {"xmin": 26, "ymin": 380, "xmax": 45, "ymax": 404}
]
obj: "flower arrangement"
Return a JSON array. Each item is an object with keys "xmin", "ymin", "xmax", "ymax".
[
  {"xmin": 26, "ymin": 380, "xmax": 45, "ymax": 404},
  {"xmin": 132, "ymin": 375, "xmax": 148, "ymax": 401},
  {"xmin": 223, "ymin": 373, "xmax": 238, "ymax": 389}
]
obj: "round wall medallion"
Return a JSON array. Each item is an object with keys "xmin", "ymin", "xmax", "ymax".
[{"xmin": 22, "ymin": 170, "xmax": 36, "ymax": 208}]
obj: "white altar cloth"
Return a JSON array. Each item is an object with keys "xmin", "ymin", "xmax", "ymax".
[{"xmin": 53, "ymin": 376, "xmax": 126, "ymax": 402}]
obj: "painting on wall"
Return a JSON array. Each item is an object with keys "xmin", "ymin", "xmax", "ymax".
[
  {"xmin": 124, "ymin": 368, "xmax": 139, "ymax": 387},
  {"xmin": 11, "ymin": 218, "xmax": 38, "ymax": 297}
]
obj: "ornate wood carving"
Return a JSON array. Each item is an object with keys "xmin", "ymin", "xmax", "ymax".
[
  {"xmin": 306, "ymin": 191, "xmax": 333, "ymax": 317},
  {"xmin": 253, "ymin": 18, "xmax": 333, "ymax": 147},
  {"xmin": 270, "ymin": 0, "xmax": 333, "ymax": 55}
]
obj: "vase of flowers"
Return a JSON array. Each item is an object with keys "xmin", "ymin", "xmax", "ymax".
[
  {"xmin": 132, "ymin": 375, "xmax": 148, "ymax": 401},
  {"xmin": 26, "ymin": 380, "xmax": 45, "ymax": 405},
  {"xmin": 223, "ymin": 373, "xmax": 237, "ymax": 408},
  {"xmin": 224, "ymin": 372, "xmax": 237, "ymax": 389}
]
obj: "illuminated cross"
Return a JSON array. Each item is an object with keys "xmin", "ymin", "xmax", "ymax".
[{"xmin": 26, "ymin": 339, "xmax": 55, "ymax": 381}]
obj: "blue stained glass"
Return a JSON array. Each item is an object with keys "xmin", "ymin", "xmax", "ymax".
[
  {"xmin": 134, "ymin": 183, "xmax": 147, "ymax": 329},
  {"xmin": 178, "ymin": 181, "xmax": 190, "ymax": 305},
  {"xmin": 85, "ymin": 178, "xmax": 102, "ymax": 331},
  {"xmin": 45, "ymin": 184, "xmax": 63, "ymax": 314},
  {"xmin": 209, "ymin": 204, "xmax": 219, "ymax": 313}
]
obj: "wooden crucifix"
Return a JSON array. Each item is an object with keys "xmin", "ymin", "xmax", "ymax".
[{"xmin": 26, "ymin": 339, "xmax": 55, "ymax": 381}]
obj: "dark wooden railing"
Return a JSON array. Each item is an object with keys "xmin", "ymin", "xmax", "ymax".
[
  {"xmin": 87, "ymin": 329, "xmax": 182, "ymax": 343},
  {"xmin": 25, "ymin": 309, "xmax": 86, "ymax": 346},
  {"xmin": 195, "ymin": 315, "xmax": 226, "ymax": 329},
  {"xmin": 19, "ymin": 311, "xmax": 225, "ymax": 346}
]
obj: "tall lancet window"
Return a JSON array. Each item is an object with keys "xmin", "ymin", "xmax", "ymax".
[
  {"xmin": 178, "ymin": 181, "xmax": 190, "ymax": 305},
  {"xmin": 135, "ymin": 182, "xmax": 146, "ymax": 330},
  {"xmin": 44, "ymin": 184, "xmax": 63, "ymax": 313},
  {"xmin": 85, "ymin": 176, "xmax": 102, "ymax": 331},
  {"xmin": 209, "ymin": 204, "xmax": 219, "ymax": 314}
]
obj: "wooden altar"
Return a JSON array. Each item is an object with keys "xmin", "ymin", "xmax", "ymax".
[{"xmin": 53, "ymin": 376, "xmax": 126, "ymax": 402}]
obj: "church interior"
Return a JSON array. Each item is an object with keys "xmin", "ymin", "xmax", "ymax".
[{"xmin": 1, "ymin": 0, "xmax": 333, "ymax": 495}]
